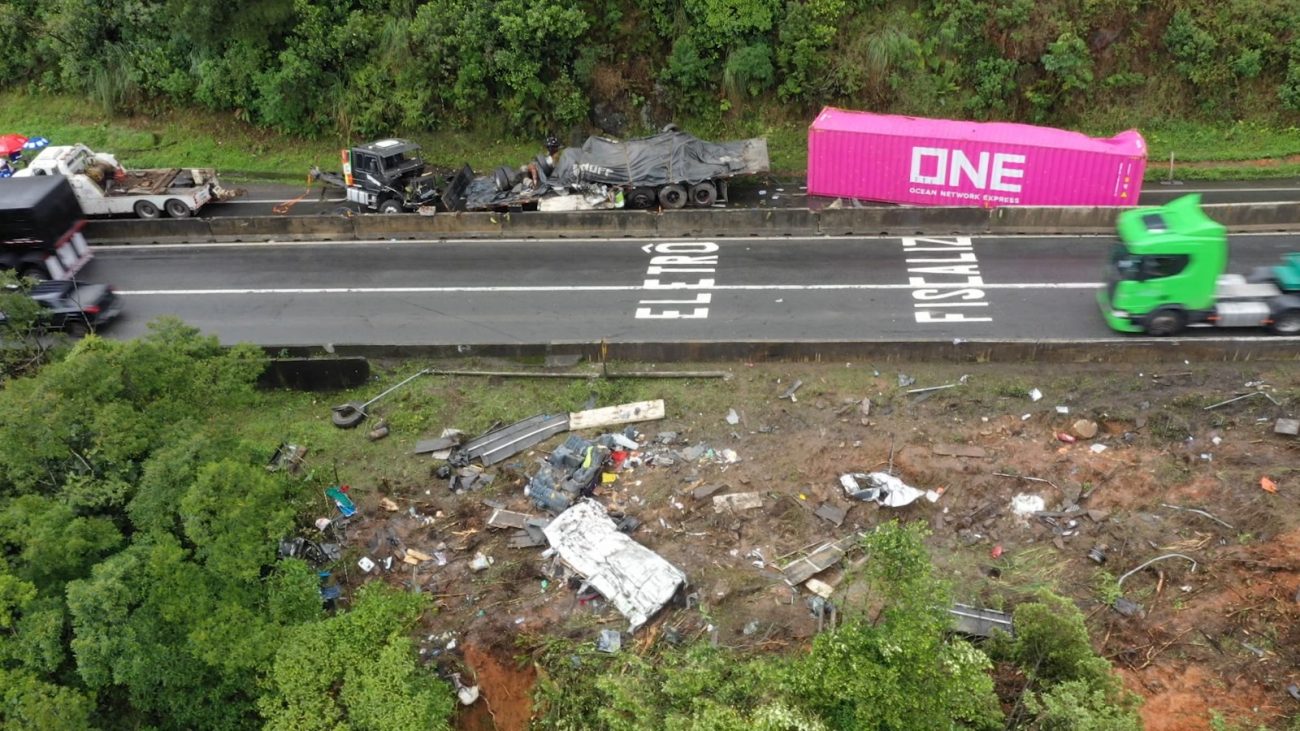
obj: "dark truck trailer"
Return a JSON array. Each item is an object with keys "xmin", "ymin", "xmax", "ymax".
[
  {"xmin": 0, "ymin": 176, "xmax": 93, "ymax": 280},
  {"xmin": 449, "ymin": 126, "xmax": 770, "ymax": 212}
]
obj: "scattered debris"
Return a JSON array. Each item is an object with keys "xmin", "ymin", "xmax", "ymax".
[
  {"xmin": 326, "ymin": 486, "xmax": 357, "ymax": 518},
  {"xmin": 814, "ymin": 502, "xmax": 847, "ymax": 527},
  {"xmin": 1260, "ymin": 476, "xmax": 1278, "ymax": 494},
  {"xmin": 1011, "ymin": 494, "xmax": 1046, "ymax": 516},
  {"xmin": 1205, "ymin": 391, "xmax": 1280, "ymax": 410},
  {"xmin": 469, "ymin": 552, "xmax": 494, "ymax": 572},
  {"xmin": 331, "ymin": 368, "xmax": 431, "ymax": 429},
  {"xmin": 569, "ymin": 399, "xmax": 666, "ymax": 430},
  {"xmin": 267, "ymin": 443, "xmax": 308, "ymax": 473},
  {"xmin": 357, "ymin": 556, "xmax": 376, "ymax": 573},
  {"xmin": 1029, "ymin": 388, "xmax": 1043, "ymax": 402},
  {"xmin": 487, "ymin": 508, "xmax": 535, "ymax": 530},
  {"xmin": 1117, "ymin": 553, "xmax": 1198, "ymax": 587},
  {"xmin": 1090, "ymin": 443, "xmax": 1108, "ymax": 453},
  {"xmin": 455, "ymin": 413, "xmax": 571, "ymax": 466},
  {"xmin": 1112, "ymin": 596, "xmax": 1143, "ymax": 617},
  {"xmin": 596, "ymin": 629, "xmax": 622, "ymax": 653},
  {"xmin": 1160, "ymin": 503, "xmax": 1234, "ymax": 530},
  {"xmin": 725, "ymin": 408, "xmax": 740, "ymax": 425},
  {"xmin": 897, "ymin": 374, "xmax": 916, "ymax": 388},
  {"xmin": 691, "ymin": 483, "xmax": 726, "ymax": 500},
  {"xmin": 781, "ymin": 533, "xmax": 862, "ymax": 585},
  {"xmin": 450, "ymin": 673, "xmax": 480, "ymax": 706},
  {"xmin": 542, "ymin": 500, "xmax": 687, "ymax": 631},
  {"xmin": 1088, "ymin": 545, "xmax": 1108, "ymax": 564},
  {"xmin": 1057, "ymin": 432, "xmax": 1077, "ymax": 444},
  {"xmin": 1288, "ymin": 684, "xmax": 1300, "ymax": 702},
  {"xmin": 907, "ymin": 383, "xmax": 957, "ymax": 394},
  {"xmin": 931, "ymin": 443, "xmax": 988, "ymax": 458},
  {"xmin": 840, "ymin": 472, "xmax": 937, "ymax": 507},
  {"xmin": 713, "ymin": 492, "xmax": 763, "ymax": 513},
  {"xmin": 367, "ymin": 422, "xmax": 390, "ymax": 441},
  {"xmin": 779, "ymin": 380, "xmax": 804, "ymax": 401},
  {"xmin": 379, "ymin": 497, "xmax": 400, "ymax": 512},
  {"xmin": 1072, "ymin": 419, "xmax": 1098, "ymax": 439},
  {"xmin": 804, "ymin": 578, "xmax": 835, "ymax": 599},
  {"xmin": 1275, "ymin": 418, "xmax": 1299, "ymax": 436},
  {"xmin": 949, "ymin": 604, "xmax": 1014, "ymax": 638},
  {"xmin": 414, "ymin": 432, "xmax": 464, "ymax": 455}
]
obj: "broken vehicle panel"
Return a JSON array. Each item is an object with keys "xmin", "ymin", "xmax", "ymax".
[{"xmin": 542, "ymin": 499, "xmax": 687, "ymax": 631}]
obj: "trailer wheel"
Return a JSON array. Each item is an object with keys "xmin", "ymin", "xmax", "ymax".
[
  {"xmin": 133, "ymin": 200, "xmax": 161, "ymax": 219},
  {"xmin": 65, "ymin": 320, "xmax": 90, "ymax": 339},
  {"xmin": 331, "ymin": 402, "xmax": 368, "ymax": 429},
  {"xmin": 378, "ymin": 198, "xmax": 403, "ymax": 214},
  {"xmin": 164, "ymin": 199, "xmax": 192, "ymax": 218},
  {"xmin": 1271, "ymin": 309, "xmax": 1300, "ymax": 335},
  {"xmin": 628, "ymin": 188, "xmax": 657, "ymax": 209},
  {"xmin": 1144, "ymin": 308, "xmax": 1185, "ymax": 337},
  {"xmin": 658, "ymin": 184, "xmax": 687, "ymax": 209},
  {"xmin": 689, "ymin": 181, "xmax": 717, "ymax": 207}
]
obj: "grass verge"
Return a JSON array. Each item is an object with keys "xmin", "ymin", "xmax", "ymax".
[{"xmin": 2, "ymin": 91, "xmax": 1297, "ymax": 183}]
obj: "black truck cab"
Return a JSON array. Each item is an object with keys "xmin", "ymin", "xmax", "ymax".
[{"xmin": 345, "ymin": 139, "xmax": 438, "ymax": 213}]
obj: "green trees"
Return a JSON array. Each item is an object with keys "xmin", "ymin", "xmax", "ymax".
[
  {"xmin": 0, "ymin": 320, "xmax": 454, "ymax": 730},
  {"xmin": 2, "ymin": 0, "xmax": 1295, "ymax": 137}
]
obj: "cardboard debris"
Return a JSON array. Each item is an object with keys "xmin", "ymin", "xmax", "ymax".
[
  {"xmin": 569, "ymin": 399, "xmax": 665, "ymax": 431},
  {"xmin": 931, "ymin": 444, "xmax": 988, "ymax": 459},
  {"xmin": 542, "ymin": 500, "xmax": 687, "ymax": 631},
  {"xmin": 403, "ymin": 548, "xmax": 433, "ymax": 565},
  {"xmin": 713, "ymin": 492, "xmax": 763, "ymax": 513}
]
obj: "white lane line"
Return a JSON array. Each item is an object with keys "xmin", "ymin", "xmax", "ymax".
[
  {"xmin": 118, "ymin": 282, "xmax": 1103, "ymax": 296},
  {"xmin": 91, "ymin": 229, "xmax": 1294, "ymax": 251}
]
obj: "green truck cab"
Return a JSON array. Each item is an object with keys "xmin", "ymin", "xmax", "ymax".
[{"xmin": 1098, "ymin": 194, "xmax": 1300, "ymax": 336}]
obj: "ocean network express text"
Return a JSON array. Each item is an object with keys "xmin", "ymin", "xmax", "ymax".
[{"xmin": 907, "ymin": 147, "xmax": 1025, "ymax": 205}]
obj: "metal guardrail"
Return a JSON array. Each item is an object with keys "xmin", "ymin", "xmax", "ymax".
[{"xmin": 84, "ymin": 201, "xmax": 1300, "ymax": 244}]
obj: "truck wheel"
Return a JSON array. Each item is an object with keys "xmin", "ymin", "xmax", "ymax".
[
  {"xmin": 689, "ymin": 182, "xmax": 717, "ymax": 207},
  {"xmin": 1144, "ymin": 308, "xmax": 1186, "ymax": 337},
  {"xmin": 133, "ymin": 200, "xmax": 161, "ymax": 219},
  {"xmin": 378, "ymin": 198, "xmax": 403, "ymax": 214},
  {"xmin": 65, "ymin": 320, "xmax": 90, "ymax": 338},
  {"xmin": 164, "ymin": 199, "xmax": 192, "ymax": 218},
  {"xmin": 1271, "ymin": 310, "xmax": 1300, "ymax": 335},
  {"xmin": 658, "ymin": 184, "xmax": 686, "ymax": 209},
  {"xmin": 628, "ymin": 188, "xmax": 656, "ymax": 209}
]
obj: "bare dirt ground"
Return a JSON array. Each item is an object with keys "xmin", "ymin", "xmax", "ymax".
[{"xmin": 314, "ymin": 360, "xmax": 1300, "ymax": 730}]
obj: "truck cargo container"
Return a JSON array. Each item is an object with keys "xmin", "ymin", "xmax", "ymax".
[
  {"xmin": 0, "ymin": 176, "xmax": 93, "ymax": 280},
  {"xmin": 807, "ymin": 107, "xmax": 1146, "ymax": 208}
]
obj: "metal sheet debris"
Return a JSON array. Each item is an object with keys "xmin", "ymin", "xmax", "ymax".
[
  {"xmin": 949, "ymin": 603, "xmax": 1014, "ymax": 637},
  {"xmin": 840, "ymin": 472, "xmax": 935, "ymax": 507},
  {"xmin": 814, "ymin": 503, "xmax": 847, "ymax": 526},
  {"xmin": 568, "ymin": 400, "xmax": 665, "ymax": 431},
  {"xmin": 487, "ymin": 509, "xmax": 535, "ymax": 530},
  {"xmin": 781, "ymin": 533, "xmax": 862, "ymax": 586},
  {"xmin": 458, "ymin": 413, "xmax": 569, "ymax": 466},
  {"xmin": 1276, "ymin": 418, "xmax": 1299, "ymax": 436},
  {"xmin": 542, "ymin": 500, "xmax": 687, "ymax": 631}
]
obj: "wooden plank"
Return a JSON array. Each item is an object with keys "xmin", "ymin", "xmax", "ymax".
[{"xmin": 568, "ymin": 399, "xmax": 665, "ymax": 431}]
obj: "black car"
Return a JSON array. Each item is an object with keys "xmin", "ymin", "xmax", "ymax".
[{"xmin": 1, "ymin": 279, "xmax": 121, "ymax": 336}]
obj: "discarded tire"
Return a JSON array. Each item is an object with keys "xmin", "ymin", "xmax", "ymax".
[{"xmin": 331, "ymin": 402, "xmax": 368, "ymax": 429}]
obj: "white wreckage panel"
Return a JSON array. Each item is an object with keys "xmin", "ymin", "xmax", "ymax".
[{"xmin": 543, "ymin": 499, "xmax": 687, "ymax": 631}]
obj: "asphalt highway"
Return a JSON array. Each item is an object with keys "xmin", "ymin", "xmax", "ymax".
[
  {"xmin": 86, "ymin": 233, "xmax": 1299, "ymax": 347},
  {"xmin": 208, "ymin": 178, "xmax": 1300, "ymax": 217}
]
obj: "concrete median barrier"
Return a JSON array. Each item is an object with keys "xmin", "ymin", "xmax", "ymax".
[
  {"xmin": 82, "ymin": 200, "xmax": 1300, "ymax": 245},
  {"xmin": 84, "ymin": 218, "xmax": 215, "ymax": 244},
  {"xmin": 206, "ymin": 215, "xmax": 356, "ymax": 241},
  {"xmin": 267, "ymin": 337, "xmax": 1300, "ymax": 365}
]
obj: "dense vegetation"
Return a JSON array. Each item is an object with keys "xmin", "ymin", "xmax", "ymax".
[
  {"xmin": 0, "ymin": 273, "xmax": 1144, "ymax": 729},
  {"xmin": 2, "ymin": 0, "xmax": 1298, "ymax": 142}
]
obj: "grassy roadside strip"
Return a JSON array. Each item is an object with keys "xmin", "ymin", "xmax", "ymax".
[{"xmin": 2, "ymin": 92, "xmax": 1298, "ymax": 183}]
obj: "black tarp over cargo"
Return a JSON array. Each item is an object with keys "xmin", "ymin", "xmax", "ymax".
[
  {"xmin": 551, "ymin": 128, "xmax": 769, "ymax": 188},
  {"xmin": 453, "ymin": 128, "xmax": 769, "ymax": 211}
]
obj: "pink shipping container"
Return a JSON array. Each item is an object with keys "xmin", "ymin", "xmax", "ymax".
[{"xmin": 807, "ymin": 107, "xmax": 1146, "ymax": 207}]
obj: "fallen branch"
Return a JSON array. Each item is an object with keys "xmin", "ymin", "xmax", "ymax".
[{"xmin": 1159, "ymin": 503, "xmax": 1234, "ymax": 530}]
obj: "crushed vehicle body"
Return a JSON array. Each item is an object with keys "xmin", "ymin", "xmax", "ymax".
[
  {"xmin": 542, "ymin": 499, "xmax": 687, "ymax": 631},
  {"xmin": 450, "ymin": 126, "xmax": 769, "ymax": 212}
]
